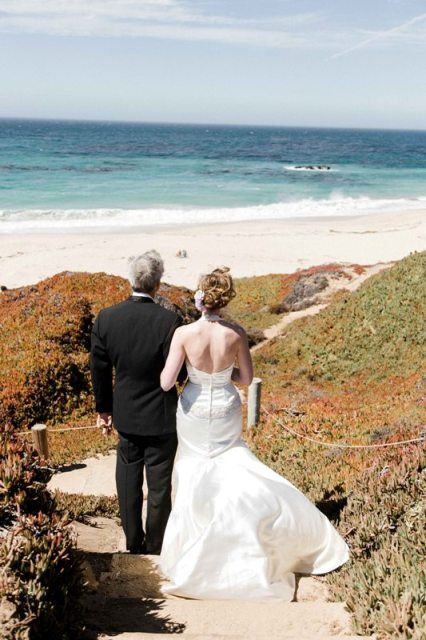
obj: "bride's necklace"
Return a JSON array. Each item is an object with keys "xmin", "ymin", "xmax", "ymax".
[{"xmin": 201, "ymin": 311, "xmax": 222, "ymax": 322}]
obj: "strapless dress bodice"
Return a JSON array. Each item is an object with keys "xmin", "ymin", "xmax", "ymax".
[
  {"xmin": 177, "ymin": 361, "xmax": 242, "ymax": 458},
  {"xmin": 186, "ymin": 362, "xmax": 234, "ymax": 387}
]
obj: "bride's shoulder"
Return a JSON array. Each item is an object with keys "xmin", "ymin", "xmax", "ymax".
[
  {"xmin": 220, "ymin": 319, "xmax": 247, "ymax": 338},
  {"xmin": 173, "ymin": 321, "xmax": 198, "ymax": 337}
]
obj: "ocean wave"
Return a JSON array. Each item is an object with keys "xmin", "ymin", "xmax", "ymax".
[
  {"xmin": 0, "ymin": 163, "xmax": 136, "ymax": 173},
  {"xmin": 1, "ymin": 195, "xmax": 425, "ymax": 232}
]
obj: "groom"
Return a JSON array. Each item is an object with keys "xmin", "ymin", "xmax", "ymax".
[{"xmin": 90, "ymin": 250, "xmax": 186, "ymax": 554}]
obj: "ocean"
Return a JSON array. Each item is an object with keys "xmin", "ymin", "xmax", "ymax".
[{"xmin": 0, "ymin": 119, "xmax": 425, "ymax": 232}]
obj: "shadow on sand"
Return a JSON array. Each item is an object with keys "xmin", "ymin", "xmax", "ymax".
[
  {"xmin": 80, "ymin": 549, "xmax": 186, "ymax": 637},
  {"xmin": 57, "ymin": 462, "xmax": 87, "ymax": 473}
]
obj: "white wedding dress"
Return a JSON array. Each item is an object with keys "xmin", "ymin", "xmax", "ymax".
[{"xmin": 160, "ymin": 361, "xmax": 349, "ymax": 600}]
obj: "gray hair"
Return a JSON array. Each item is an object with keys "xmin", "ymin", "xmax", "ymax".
[{"xmin": 128, "ymin": 250, "xmax": 164, "ymax": 293}]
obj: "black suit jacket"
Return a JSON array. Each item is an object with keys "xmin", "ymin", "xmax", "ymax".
[{"xmin": 90, "ymin": 296, "xmax": 185, "ymax": 436}]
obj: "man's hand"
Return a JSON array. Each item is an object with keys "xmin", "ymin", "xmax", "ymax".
[{"xmin": 97, "ymin": 412, "xmax": 113, "ymax": 436}]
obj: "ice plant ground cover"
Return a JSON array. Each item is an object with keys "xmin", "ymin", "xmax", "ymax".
[
  {"xmin": 0, "ymin": 273, "xmax": 197, "ymax": 464},
  {"xmin": 249, "ymin": 251, "xmax": 426, "ymax": 639},
  {"xmin": 0, "ymin": 430, "xmax": 83, "ymax": 639},
  {"xmin": 0, "ymin": 251, "xmax": 424, "ymax": 637}
]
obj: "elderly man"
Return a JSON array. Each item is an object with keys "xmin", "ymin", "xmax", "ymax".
[{"xmin": 90, "ymin": 250, "xmax": 185, "ymax": 555}]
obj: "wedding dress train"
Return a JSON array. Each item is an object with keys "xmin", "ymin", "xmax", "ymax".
[{"xmin": 160, "ymin": 362, "xmax": 349, "ymax": 600}]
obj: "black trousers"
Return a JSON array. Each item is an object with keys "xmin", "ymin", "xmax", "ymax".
[{"xmin": 116, "ymin": 431, "xmax": 178, "ymax": 554}]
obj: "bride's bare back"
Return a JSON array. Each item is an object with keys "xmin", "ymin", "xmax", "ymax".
[
  {"xmin": 161, "ymin": 315, "xmax": 253, "ymax": 390},
  {"xmin": 182, "ymin": 317, "xmax": 242, "ymax": 372}
]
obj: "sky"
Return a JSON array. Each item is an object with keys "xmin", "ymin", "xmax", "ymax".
[{"xmin": 0, "ymin": 0, "xmax": 425, "ymax": 129}]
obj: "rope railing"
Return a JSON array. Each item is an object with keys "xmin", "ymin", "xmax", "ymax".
[
  {"xmin": 13, "ymin": 377, "xmax": 426, "ymax": 458},
  {"xmin": 16, "ymin": 425, "xmax": 101, "ymax": 436},
  {"xmin": 15, "ymin": 423, "xmax": 105, "ymax": 458},
  {"xmin": 261, "ymin": 406, "xmax": 426, "ymax": 450}
]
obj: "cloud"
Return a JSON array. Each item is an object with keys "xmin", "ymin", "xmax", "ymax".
[
  {"xmin": 329, "ymin": 11, "xmax": 426, "ymax": 59},
  {"xmin": 3, "ymin": 1, "xmax": 424, "ymax": 55},
  {"xmin": 0, "ymin": 0, "xmax": 322, "ymax": 48}
]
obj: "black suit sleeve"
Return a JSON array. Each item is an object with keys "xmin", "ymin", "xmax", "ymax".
[
  {"xmin": 163, "ymin": 315, "xmax": 187, "ymax": 384},
  {"xmin": 90, "ymin": 312, "xmax": 113, "ymax": 413}
]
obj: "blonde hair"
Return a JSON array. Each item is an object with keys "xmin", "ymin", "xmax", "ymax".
[{"xmin": 198, "ymin": 267, "xmax": 236, "ymax": 310}]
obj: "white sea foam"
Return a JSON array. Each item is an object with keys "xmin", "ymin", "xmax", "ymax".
[{"xmin": 1, "ymin": 196, "xmax": 425, "ymax": 233}]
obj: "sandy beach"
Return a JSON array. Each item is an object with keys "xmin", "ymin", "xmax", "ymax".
[{"xmin": 1, "ymin": 209, "xmax": 425, "ymax": 289}]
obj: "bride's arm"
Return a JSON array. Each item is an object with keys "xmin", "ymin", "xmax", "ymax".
[
  {"xmin": 231, "ymin": 328, "xmax": 253, "ymax": 386},
  {"xmin": 161, "ymin": 329, "xmax": 186, "ymax": 391}
]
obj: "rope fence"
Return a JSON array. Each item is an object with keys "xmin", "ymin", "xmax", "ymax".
[
  {"xmin": 261, "ymin": 407, "xmax": 426, "ymax": 450},
  {"xmin": 15, "ymin": 423, "xmax": 111, "ymax": 458},
  {"xmin": 13, "ymin": 377, "xmax": 426, "ymax": 458}
]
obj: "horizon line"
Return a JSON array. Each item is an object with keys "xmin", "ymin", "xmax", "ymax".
[{"xmin": 0, "ymin": 115, "xmax": 425, "ymax": 134}]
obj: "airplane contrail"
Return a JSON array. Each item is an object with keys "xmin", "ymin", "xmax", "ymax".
[{"xmin": 329, "ymin": 12, "xmax": 426, "ymax": 60}]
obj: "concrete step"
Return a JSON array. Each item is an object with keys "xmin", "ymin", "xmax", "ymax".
[
  {"xmin": 48, "ymin": 452, "xmax": 118, "ymax": 497},
  {"xmin": 77, "ymin": 518, "xmax": 374, "ymax": 640},
  {"xmin": 103, "ymin": 553, "xmax": 329, "ymax": 602},
  {"xmin": 110, "ymin": 553, "xmax": 161, "ymax": 576},
  {"xmin": 88, "ymin": 597, "xmax": 353, "ymax": 637},
  {"xmin": 98, "ymin": 571, "xmax": 329, "ymax": 603},
  {"xmin": 99, "ymin": 634, "xmax": 373, "ymax": 639}
]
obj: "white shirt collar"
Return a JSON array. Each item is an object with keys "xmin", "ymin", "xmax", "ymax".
[{"xmin": 131, "ymin": 291, "xmax": 154, "ymax": 300}]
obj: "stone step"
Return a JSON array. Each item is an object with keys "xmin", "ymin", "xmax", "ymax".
[
  {"xmin": 99, "ymin": 634, "xmax": 373, "ymax": 640},
  {"xmin": 103, "ymin": 553, "xmax": 329, "ymax": 601},
  {"xmin": 77, "ymin": 518, "xmax": 372, "ymax": 640},
  {"xmin": 48, "ymin": 452, "xmax": 118, "ymax": 497},
  {"xmin": 98, "ymin": 572, "xmax": 329, "ymax": 603},
  {"xmin": 110, "ymin": 553, "xmax": 161, "ymax": 576},
  {"xmin": 88, "ymin": 597, "xmax": 353, "ymax": 637}
]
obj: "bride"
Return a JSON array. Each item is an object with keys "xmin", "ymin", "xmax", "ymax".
[{"xmin": 159, "ymin": 267, "xmax": 349, "ymax": 600}]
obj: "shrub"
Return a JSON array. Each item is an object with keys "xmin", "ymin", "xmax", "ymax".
[
  {"xmin": 0, "ymin": 430, "xmax": 83, "ymax": 639},
  {"xmin": 0, "ymin": 513, "xmax": 81, "ymax": 640},
  {"xmin": 0, "ymin": 272, "xmax": 197, "ymax": 431},
  {"xmin": 0, "ymin": 430, "xmax": 51, "ymax": 527},
  {"xmin": 328, "ymin": 449, "xmax": 425, "ymax": 639},
  {"xmin": 54, "ymin": 491, "xmax": 119, "ymax": 523}
]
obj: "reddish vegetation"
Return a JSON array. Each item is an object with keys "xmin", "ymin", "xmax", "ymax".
[
  {"xmin": 265, "ymin": 263, "xmax": 366, "ymax": 315},
  {"xmin": 0, "ymin": 256, "xmax": 424, "ymax": 638},
  {"xmin": 351, "ymin": 263, "xmax": 368, "ymax": 275},
  {"xmin": 278, "ymin": 263, "xmax": 354, "ymax": 301},
  {"xmin": 0, "ymin": 272, "xmax": 197, "ymax": 431}
]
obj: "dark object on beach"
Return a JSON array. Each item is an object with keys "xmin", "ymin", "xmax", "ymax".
[
  {"xmin": 270, "ymin": 274, "xmax": 329, "ymax": 314},
  {"xmin": 176, "ymin": 249, "xmax": 188, "ymax": 258},
  {"xmin": 1, "ymin": 285, "xmax": 7, "ymax": 291}
]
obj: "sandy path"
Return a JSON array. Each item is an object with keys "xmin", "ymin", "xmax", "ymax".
[
  {"xmin": 46, "ymin": 261, "xmax": 390, "ymax": 638},
  {"xmin": 254, "ymin": 262, "xmax": 393, "ymax": 348},
  {"xmin": 75, "ymin": 517, "xmax": 372, "ymax": 639}
]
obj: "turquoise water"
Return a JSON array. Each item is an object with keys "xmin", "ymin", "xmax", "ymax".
[{"xmin": 0, "ymin": 119, "xmax": 425, "ymax": 231}]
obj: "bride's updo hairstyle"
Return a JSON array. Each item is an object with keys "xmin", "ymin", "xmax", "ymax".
[{"xmin": 198, "ymin": 267, "xmax": 236, "ymax": 310}]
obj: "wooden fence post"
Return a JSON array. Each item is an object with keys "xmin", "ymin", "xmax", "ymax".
[
  {"xmin": 247, "ymin": 378, "xmax": 262, "ymax": 430},
  {"xmin": 31, "ymin": 424, "xmax": 49, "ymax": 458}
]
